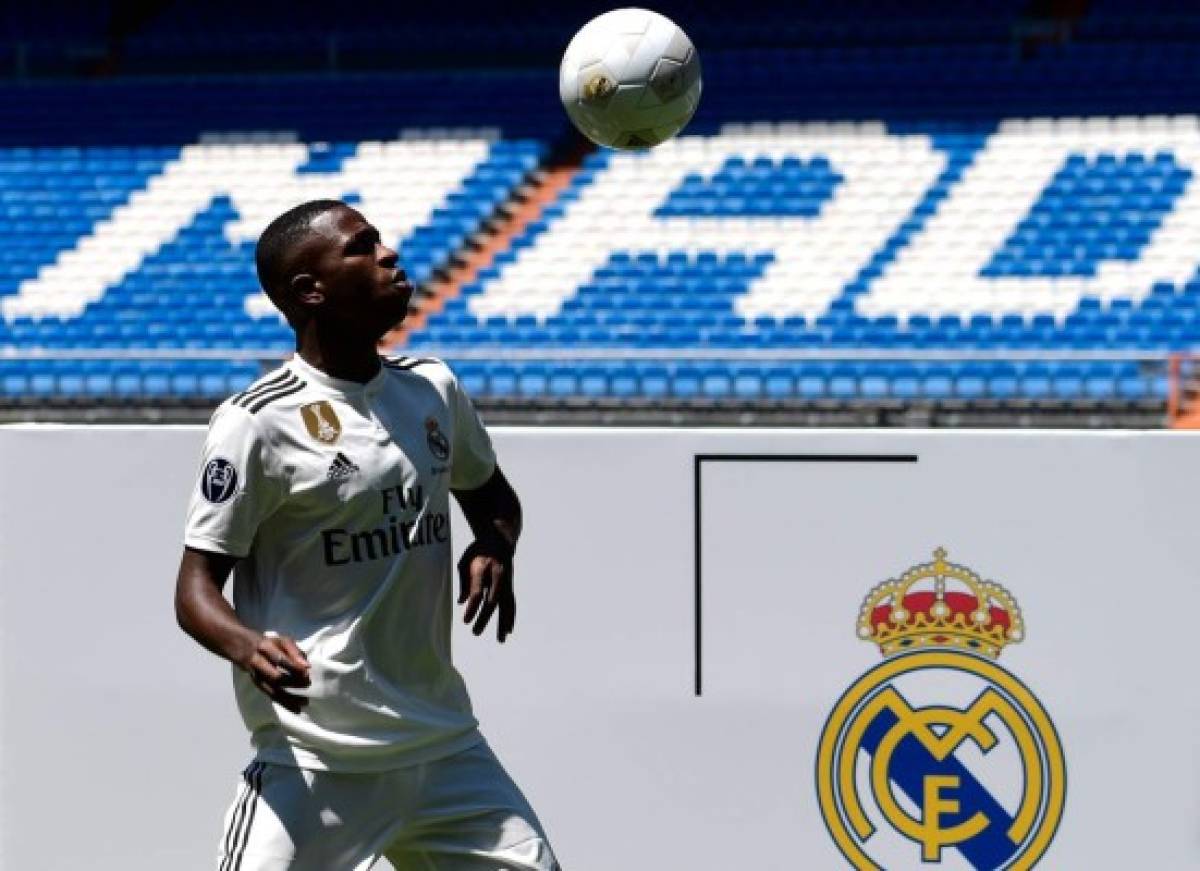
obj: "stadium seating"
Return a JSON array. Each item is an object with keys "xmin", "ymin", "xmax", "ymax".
[
  {"xmin": 407, "ymin": 119, "xmax": 1198, "ymax": 407},
  {"xmin": 1, "ymin": 117, "xmax": 1198, "ymax": 410},
  {"xmin": 0, "ymin": 137, "xmax": 543, "ymax": 403},
  {"xmin": 2, "ymin": 9, "xmax": 1200, "ymax": 417}
]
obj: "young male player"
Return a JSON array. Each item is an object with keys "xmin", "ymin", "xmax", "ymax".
[{"xmin": 175, "ymin": 199, "xmax": 559, "ymax": 870}]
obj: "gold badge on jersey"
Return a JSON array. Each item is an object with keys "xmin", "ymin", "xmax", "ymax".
[{"xmin": 301, "ymin": 400, "xmax": 342, "ymax": 445}]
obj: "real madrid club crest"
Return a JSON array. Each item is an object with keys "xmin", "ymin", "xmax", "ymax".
[
  {"xmin": 301, "ymin": 400, "xmax": 342, "ymax": 445},
  {"xmin": 816, "ymin": 549, "xmax": 1065, "ymax": 870},
  {"xmin": 425, "ymin": 416, "xmax": 450, "ymax": 461}
]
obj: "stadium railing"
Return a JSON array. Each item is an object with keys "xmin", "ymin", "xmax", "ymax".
[{"xmin": 0, "ymin": 347, "xmax": 1172, "ymax": 429}]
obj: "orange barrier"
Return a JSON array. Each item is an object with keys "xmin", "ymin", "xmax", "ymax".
[{"xmin": 1168, "ymin": 353, "xmax": 1200, "ymax": 428}]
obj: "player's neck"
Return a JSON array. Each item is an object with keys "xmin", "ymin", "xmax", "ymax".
[{"xmin": 295, "ymin": 323, "xmax": 382, "ymax": 384}]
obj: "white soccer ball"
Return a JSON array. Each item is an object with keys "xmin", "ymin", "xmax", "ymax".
[{"xmin": 559, "ymin": 8, "xmax": 702, "ymax": 150}]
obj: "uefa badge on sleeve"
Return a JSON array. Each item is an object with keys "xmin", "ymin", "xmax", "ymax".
[
  {"xmin": 200, "ymin": 457, "xmax": 239, "ymax": 504},
  {"xmin": 816, "ymin": 549, "xmax": 1066, "ymax": 870}
]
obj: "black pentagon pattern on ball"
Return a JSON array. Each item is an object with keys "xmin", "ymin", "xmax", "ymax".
[
  {"xmin": 647, "ymin": 57, "xmax": 686, "ymax": 104},
  {"xmin": 640, "ymin": 26, "xmax": 699, "ymax": 109},
  {"xmin": 618, "ymin": 129, "xmax": 662, "ymax": 149}
]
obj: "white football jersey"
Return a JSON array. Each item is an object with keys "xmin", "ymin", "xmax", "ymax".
[{"xmin": 184, "ymin": 353, "xmax": 497, "ymax": 772}]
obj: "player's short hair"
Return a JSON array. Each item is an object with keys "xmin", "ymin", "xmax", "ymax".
[{"xmin": 254, "ymin": 199, "xmax": 348, "ymax": 326}]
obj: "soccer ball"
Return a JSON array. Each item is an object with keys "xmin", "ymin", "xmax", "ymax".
[{"xmin": 559, "ymin": 8, "xmax": 702, "ymax": 150}]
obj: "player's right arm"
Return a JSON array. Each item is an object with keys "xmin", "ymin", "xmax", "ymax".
[
  {"xmin": 175, "ymin": 402, "xmax": 310, "ymax": 713},
  {"xmin": 175, "ymin": 547, "xmax": 310, "ymax": 713}
]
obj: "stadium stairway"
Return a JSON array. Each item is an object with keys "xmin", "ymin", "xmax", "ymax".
[{"xmin": 389, "ymin": 147, "xmax": 587, "ymax": 347}]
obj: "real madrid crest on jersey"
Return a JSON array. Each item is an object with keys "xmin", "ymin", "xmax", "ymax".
[
  {"xmin": 425, "ymin": 416, "xmax": 450, "ymax": 461},
  {"xmin": 816, "ymin": 549, "xmax": 1065, "ymax": 870},
  {"xmin": 301, "ymin": 400, "xmax": 342, "ymax": 445}
]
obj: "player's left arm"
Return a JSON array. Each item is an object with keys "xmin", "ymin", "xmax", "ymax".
[{"xmin": 452, "ymin": 466, "xmax": 521, "ymax": 642}]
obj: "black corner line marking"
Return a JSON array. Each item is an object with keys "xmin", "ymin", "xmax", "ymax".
[
  {"xmin": 692, "ymin": 452, "xmax": 919, "ymax": 697},
  {"xmin": 693, "ymin": 455, "xmax": 703, "ymax": 697}
]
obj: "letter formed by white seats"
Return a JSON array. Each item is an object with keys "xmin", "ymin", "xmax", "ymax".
[
  {"xmin": 0, "ymin": 140, "xmax": 492, "ymax": 323},
  {"xmin": 468, "ymin": 126, "xmax": 945, "ymax": 325},
  {"xmin": 859, "ymin": 117, "xmax": 1200, "ymax": 322}
]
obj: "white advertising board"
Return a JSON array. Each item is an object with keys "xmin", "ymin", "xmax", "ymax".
[{"xmin": 0, "ymin": 427, "xmax": 1197, "ymax": 870}]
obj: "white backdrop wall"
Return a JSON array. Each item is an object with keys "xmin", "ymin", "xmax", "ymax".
[{"xmin": 0, "ymin": 426, "xmax": 1197, "ymax": 870}]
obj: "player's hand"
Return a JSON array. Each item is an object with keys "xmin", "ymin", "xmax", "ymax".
[
  {"xmin": 236, "ymin": 631, "xmax": 311, "ymax": 714},
  {"xmin": 457, "ymin": 539, "xmax": 516, "ymax": 642}
]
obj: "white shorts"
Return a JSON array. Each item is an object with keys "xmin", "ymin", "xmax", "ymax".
[{"xmin": 216, "ymin": 742, "xmax": 559, "ymax": 871}]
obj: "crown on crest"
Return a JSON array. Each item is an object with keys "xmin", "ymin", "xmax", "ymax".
[{"xmin": 857, "ymin": 548, "xmax": 1024, "ymax": 659}]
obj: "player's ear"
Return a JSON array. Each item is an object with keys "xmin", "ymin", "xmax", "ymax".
[{"xmin": 291, "ymin": 272, "xmax": 324, "ymax": 310}]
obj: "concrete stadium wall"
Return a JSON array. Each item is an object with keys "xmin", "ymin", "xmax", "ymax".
[{"xmin": 0, "ymin": 426, "xmax": 1197, "ymax": 870}]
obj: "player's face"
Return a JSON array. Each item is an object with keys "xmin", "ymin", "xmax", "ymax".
[{"xmin": 305, "ymin": 206, "xmax": 413, "ymax": 336}]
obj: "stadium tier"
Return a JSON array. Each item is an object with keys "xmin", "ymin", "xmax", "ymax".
[
  {"xmin": 2, "ymin": 23, "xmax": 1200, "ymax": 423},
  {"xmin": 2, "ymin": 116, "xmax": 1197, "ymax": 421}
]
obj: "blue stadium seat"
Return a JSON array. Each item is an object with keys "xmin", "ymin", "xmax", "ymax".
[
  {"xmin": 701, "ymin": 371, "xmax": 732, "ymax": 399},
  {"xmin": 611, "ymin": 368, "xmax": 639, "ymax": 398},
  {"xmin": 763, "ymin": 367, "xmax": 793, "ymax": 399},
  {"xmin": 672, "ymin": 366, "xmax": 702, "ymax": 399},
  {"xmin": 0, "ymin": 361, "xmax": 29, "ymax": 397},
  {"xmin": 457, "ymin": 364, "xmax": 488, "ymax": 398},
  {"xmin": 638, "ymin": 365, "xmax": 670, "ymax": 398},
  {"xmin": 797, "ymin": 372, "xmax": 826, "ymax": 400},
  {"xmin": 921, "ymin": 373, "xmax": 953, "ymax": 400},
  {"xmin": 891, "ymin": 370, "xmax": 921, "ymax": 400},
  {"xmin": 861, "ymin": 374, "xmax": 889, "ymax": 399},
  {"xmin": 1050, "ymin": 364, "xmax": 1085, "ymax": 399},
  {"xmin": 733, "ymin": 368, "xmax": 763, "ymax": 399},
  {"xmin": 578, "ymin": 366, "xmax": 608, "ymax": 398},
  {"xmin": 517, "ymin": 366, "xmax": 548, "ymax": 397},
  {"xmin": 547, "ymin": 366, "xmax": 577, "ymax": 398},
  {"xmin": 488, "ymin": 367, "xmax": 518, "ymax": 397}
]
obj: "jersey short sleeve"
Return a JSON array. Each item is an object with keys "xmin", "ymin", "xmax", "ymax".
[
  {"xmin": 447, "ymin": 370, "xmax": 497, "ymax": 491},
  {"xmin": 184, "ymin": 403, "xmax": 286, "ymax": 558}
]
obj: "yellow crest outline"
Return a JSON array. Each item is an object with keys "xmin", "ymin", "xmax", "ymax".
[{"xmin": 816, "ymin": 650, "xmax": 1066, "ymax": 870}]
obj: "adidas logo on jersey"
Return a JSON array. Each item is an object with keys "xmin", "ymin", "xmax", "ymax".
[{"xmin": 327, "ymin": 452, "xmax": 360, "ymax": 481}]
